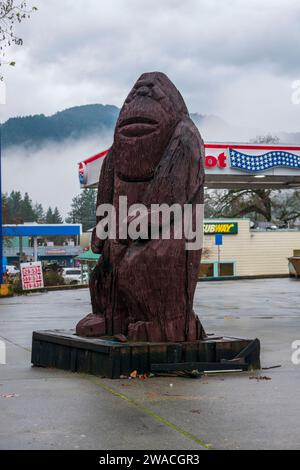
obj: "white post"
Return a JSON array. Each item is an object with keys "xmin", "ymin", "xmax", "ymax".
[{"xmin": 33, "ymin": 236, "xmax": 38, "ymax": 262}]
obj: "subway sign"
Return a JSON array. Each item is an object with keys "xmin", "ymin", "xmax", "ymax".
[{"xmin": 204, "ymin": 222, "xmax": 238, "ymax": 235}]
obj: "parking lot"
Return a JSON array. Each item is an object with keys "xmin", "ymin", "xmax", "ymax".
[{"xmin": 0, "ymin": 278, "xmax": 299, "ymax": 450}]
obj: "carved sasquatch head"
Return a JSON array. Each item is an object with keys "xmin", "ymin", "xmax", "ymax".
[{"xmin": 113, "ymin": 72, "xmax": 189, "ymax": 181}]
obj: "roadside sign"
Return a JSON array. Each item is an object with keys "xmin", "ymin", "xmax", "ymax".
[
  {"xmin": 215, "ymin": 234, "xmax": 223, "ymax": 277},
  {"xmin": 215, "ymin": 234, "xmax": 223, "ymax": 246},
  {"xmin": 204, "ymin": 222, "xmax": 238, "ymax": 235},
  {"xmin": 20, "ymin": 262, "xmax": 44, "ymax": 290},
  {"xmin": 2, "ymin": 256, "xmax": 7, "ymax": 273}
]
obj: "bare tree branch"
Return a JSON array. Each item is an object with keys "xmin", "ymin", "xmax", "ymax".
[{"xmin": 0, "ymin": 0, "xmax": 37, "ymax": 79}]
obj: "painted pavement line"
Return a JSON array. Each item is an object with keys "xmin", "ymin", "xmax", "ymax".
[
  {"xmin": 0, "ymin": 334, "xmax": 31, "ymax": 353},
  {"xmin": 0, "ymin": 337, "xmax": 211, "ymax": 449},
  {"xmin": 89, "ymin": 377, "xmax": 212, "ymax": 450}
]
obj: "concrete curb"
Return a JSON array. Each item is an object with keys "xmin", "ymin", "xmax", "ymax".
[
  {"xmin": 198, "ymin": 274, "xmax": 292, "ymax": 282},
  {"xmin": 15, "ymin": 275, "xmax": 297, "ymax": 295},
  {"xmin": 17, "ymin": 284, "xmax": 88, "ymax": 295}
]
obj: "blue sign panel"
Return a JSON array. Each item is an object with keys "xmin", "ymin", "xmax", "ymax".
[
  {"xmin": 215, "ymin": 234, "xmax": 223, "ymax": 246},
  {"xmin": 2, "ymin": 256, "xmax": 7, "ymax": 272}
]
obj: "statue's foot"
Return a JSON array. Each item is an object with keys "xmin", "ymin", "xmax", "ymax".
[{"xmin": 76, "ymin": 313, "xmax": 106, "ymax": 337}]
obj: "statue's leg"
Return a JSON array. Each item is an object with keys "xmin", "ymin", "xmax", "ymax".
[
  {"xmin": 76, "ymin": 258, "xmax": 111, "ymax": 337},
  {"xmin": 76, "ymin": 241, "xmax": 130, "ymax": 338}
]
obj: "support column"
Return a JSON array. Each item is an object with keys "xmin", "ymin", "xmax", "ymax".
[
  {"xmin": 19, "ymin": 236, "xmax": 23, "ymax": 265},
  {"xmin": 33, "ymin": 236, "xmax": 38, "ymax": 262}
]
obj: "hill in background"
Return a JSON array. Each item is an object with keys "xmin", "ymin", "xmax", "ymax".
[
  {"xmin": 2, "ymin": 104, "xmax": 300, "ymax": 149},
  {"xmin": 2, "ymin": 104, "xmax": 119, "ymax": 149}
]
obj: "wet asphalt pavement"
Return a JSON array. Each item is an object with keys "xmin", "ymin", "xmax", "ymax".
[{"xmin": 0, "ymin": 278, "xmax": 299, "ymax": 450}]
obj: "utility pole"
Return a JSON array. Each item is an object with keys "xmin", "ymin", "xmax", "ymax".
[{"xmin": 0, "ymin": 81, "xmax": 6, "ymax": 285}]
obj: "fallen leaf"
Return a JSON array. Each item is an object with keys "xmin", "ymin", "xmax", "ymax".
[
  {"xmin": 130, "ymin": 370, "xmax": 138, "ymax": 378},
  {"xmin": 0, "ymin": 393, "xmax": 19, "ymax": 398},
  {"xmin": 249, "ymin": 376, "xmax": 272, "ymax": 381},
  {"xmin": 138, "ymin": 373, "xmax": 149, "ymax": 380},
  {"xmin": 113, "ymin": 334, "xmax": 128, "ymax": 343}
]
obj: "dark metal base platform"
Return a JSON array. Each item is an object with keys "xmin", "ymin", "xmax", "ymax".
[{"xmin": 31, "ymin": 330, "xmax": 261, "ymax": 379}]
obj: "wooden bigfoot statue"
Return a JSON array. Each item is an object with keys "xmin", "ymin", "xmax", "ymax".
[{"xmin": 76, "ymin": 72, "xmax": 206, "ymax": 342}]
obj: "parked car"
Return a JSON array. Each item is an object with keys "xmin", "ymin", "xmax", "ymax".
[
  {"xmin": 265, "ymin": 223, "xmax": 278, "ymax": 231},
  {"xmin": 62, "ymin": 268, "xmax": 87, "ymax": 285},
  {"xmin": 251, "ymin": 222, "xmax": 278, "ymax": 231}
]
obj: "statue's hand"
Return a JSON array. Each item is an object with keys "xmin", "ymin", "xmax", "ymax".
[{"xmin": 91, "ymin": 227, "xmax": 105, "ymax": 254}]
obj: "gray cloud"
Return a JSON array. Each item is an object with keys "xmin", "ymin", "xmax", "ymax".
[
  {"xmin": 2, "ymin": 0, "xmax": 300, "ymax": 133},
  {"xmin": 2, "ymin": 0, "xmax": 300, "ymax": 213}
]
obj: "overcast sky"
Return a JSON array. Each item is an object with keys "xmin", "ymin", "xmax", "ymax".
[{"xmin": 1, "ymin": 0, "xmax": 300, "ymax": 133}]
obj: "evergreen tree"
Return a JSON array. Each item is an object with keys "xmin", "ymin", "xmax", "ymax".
[
  {"xmin": 66, "ymin": 189, "xmax": 96, "ymax": 232},
  {"xmin": 33, "ymin": 203, "xmax": 45, "ymax": 223},
  {"xmin": 52, "ymin": 207, "xmax": 63, "ymax": 224},
  {"xmin": 21, "ymin": 192, "xmax": 36, "ymax": 222},
  {"xmin": 2, "ymin": 193, "xmax": 8, "ymax": 224},
  {"xmin": 8, "ymin": 190, "xmax": 23, "ymax": 223},
  {"xmin": 1, "ymin": 191, "xmax": 65, "ymax": 225},
  {"xmin": 45, "ymin": 207, "xmax": 54, "ymax": 224}
]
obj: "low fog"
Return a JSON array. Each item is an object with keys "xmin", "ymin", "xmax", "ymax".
[
  {"xmin": 3, "ymin": 112, "xmax": 300, "ymax": 219},
  {"xmin": 2, "ymin": 116, "xmax": 259, "ymax": 220},
  {"xmin": 2, "ymin": 132, "xmax": 113, "ymax": 218}
]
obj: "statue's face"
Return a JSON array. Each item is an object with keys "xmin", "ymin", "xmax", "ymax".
[
  {"xmin": 117, "ymin": 76, "xmax": 177, "ymax": 140},
  {"xmin": 113, "ymin": 73, "xmax": 187, "ymax": 181}
]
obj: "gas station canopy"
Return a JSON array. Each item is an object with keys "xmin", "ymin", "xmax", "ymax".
[
  {"xmin": 3, "ymin": 224, "xmax": 82, "ymax": 237},
  {"xmin": 78, "ymin": 142, "xmax": 300, "ymax": 190}
]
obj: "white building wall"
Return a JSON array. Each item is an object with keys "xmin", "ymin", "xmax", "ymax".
[{"xmin": 202, "ymin": 219, "xmax": 300, "ymax": 276}]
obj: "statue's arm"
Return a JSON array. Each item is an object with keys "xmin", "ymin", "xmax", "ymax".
[{"xmin": 144, "ymin": 119, "xmax": 205, "ymax": 208}]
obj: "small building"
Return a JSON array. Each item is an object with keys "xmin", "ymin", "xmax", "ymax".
[
  {"xmin": 201, "ymin": 218, "xmax": 300, "ymax": 278},
  {"xmin": 3, "ymin": 224, "xmax": 83, "ymax": 268}
]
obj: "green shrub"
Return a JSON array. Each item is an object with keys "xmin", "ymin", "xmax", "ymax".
[{"xmin": 43, "ymin": 271, "xmax": 65, "ymax": 287}]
